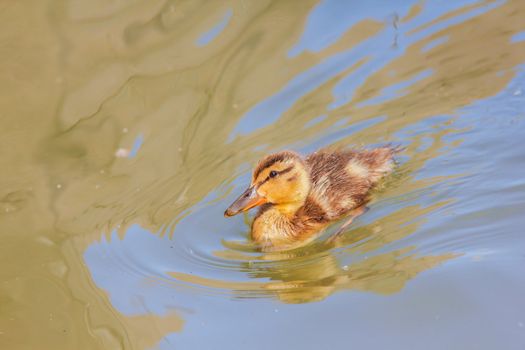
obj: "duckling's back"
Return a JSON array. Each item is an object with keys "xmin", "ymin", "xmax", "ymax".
[{"xmin": 305, "ymin": 147, "xmax": 397, "ymax": 220}]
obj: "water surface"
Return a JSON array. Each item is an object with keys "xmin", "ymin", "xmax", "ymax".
[{"xmin": 1, "ymin": 0, "xmax": 525, "ymax": 349}]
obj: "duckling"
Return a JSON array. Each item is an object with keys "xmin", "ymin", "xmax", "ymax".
[{"xmin": 225, "ymin": 147, "xmax": 399, "ymax": 251}]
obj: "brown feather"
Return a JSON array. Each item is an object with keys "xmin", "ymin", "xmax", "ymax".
[{"xmin": 252, "ymin": 151, "xmax": 302, "ymax": 181}]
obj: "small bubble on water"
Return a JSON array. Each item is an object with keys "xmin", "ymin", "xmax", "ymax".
[
  {"xmin": 342, "ymin": 265, "xmax": 349, "ymax": 271},
  {"xmin": 274, "ymin": 309, "xmax": 279, "ymax": 313},
  {"xmin": 513, "ymin": 88, "xmax": 522, "ymax": 96},
  {"xmin": 115, "ymin": 148, "xmax": 130, "ymax": 158}
]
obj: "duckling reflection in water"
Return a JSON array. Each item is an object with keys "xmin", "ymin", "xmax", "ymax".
[
  {"xmin": 206, "ymin": 203, "xmax": 458, "ymax": 304},
  {"xmin": 225, "ymin": 147, "xmax": 400, "ymax": 251}
]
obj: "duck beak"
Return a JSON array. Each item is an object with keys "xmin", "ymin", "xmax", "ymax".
[{"xmin": 224, "ymin": 186, "xmax": 267, "ymax": 217}]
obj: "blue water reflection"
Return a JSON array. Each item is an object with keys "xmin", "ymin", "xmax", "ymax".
[
  {"xmin": 197, "ymin": 9, "xmax": 233, "ymax": 46},
  {"xmin": 231, "ymin": 0, "xmax": 505, "ymax": 137},
  {"xmin": 512, "ymin": 31, "xmax": 525, "ymax": 43},
  {"xmin": 421, "ymin": 36, "xmax": 449, "ymax": 52},
  {"xmin": 128, "ymin": 134, "xmax": 144, "ymax": 158},
  {"xmin": 288, "ymin": 0, "xmax": 414, "ymax": 57}
]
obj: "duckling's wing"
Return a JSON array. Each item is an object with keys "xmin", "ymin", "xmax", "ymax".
[{"xmin": 305, "ymin": 148, "xmax": 396, "ymax": 219}]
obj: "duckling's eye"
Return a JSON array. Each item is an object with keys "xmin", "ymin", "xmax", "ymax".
[{"xmin": 269, "ymin": 170, "xmax": 278, "ymax": 178}]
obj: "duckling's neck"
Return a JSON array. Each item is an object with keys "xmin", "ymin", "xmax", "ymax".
[{"xmin": 273, "ymin": 200, "xmax": 305, "ymax": 218}]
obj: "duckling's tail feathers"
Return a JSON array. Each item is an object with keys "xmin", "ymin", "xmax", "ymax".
[{"xmin": 362, "ymin": 145, "xmax": 402, "ymax": 183}]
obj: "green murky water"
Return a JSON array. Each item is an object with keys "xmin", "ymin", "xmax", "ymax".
[{"xmin": 1, "ymin": 0, "xmax": 525, "ymax": 349}]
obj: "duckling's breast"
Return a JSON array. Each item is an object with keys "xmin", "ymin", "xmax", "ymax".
[
  {"xmin": 252, "ymin": 203, "xmax": 329, "ymax": 250},
  {"xmin": 251, "ymin": 208, "xmax": 296, "ymax": 247}
]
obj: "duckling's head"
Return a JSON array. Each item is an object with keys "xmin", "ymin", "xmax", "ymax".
[{"xmin": 225, "ymin": 151, "xmax": 311, "ymax": 217}]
